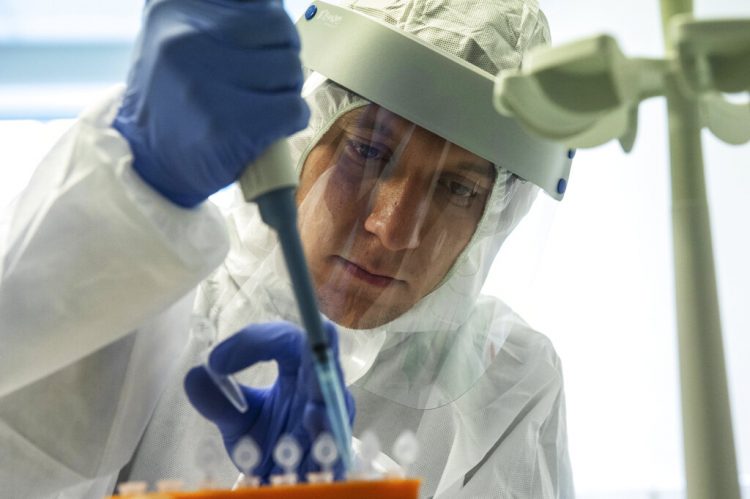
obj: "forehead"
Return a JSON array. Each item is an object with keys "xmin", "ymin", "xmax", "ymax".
[{"xmin": 339, "ymin": 105, "xmax": 408, "ymax": 136}]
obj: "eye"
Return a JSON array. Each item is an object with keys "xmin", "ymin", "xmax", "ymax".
[
  {"xmin": 438, "ymin": 176, "xmax": 482, "ymax": 208},
  {"xmin": 447, "ymin": 181, "xmax": 476, "ymax": 198},
  {"xmin": 346, "ymin": 140, "xmax": 388, "ymax": 161}
]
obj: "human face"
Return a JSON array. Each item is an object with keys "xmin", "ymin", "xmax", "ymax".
[{"xmin": 296, "ymin": 105, "xmax": 496, "ymax": 329}]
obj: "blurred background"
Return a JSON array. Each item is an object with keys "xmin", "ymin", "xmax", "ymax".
[{"xmin": 1, "ymin": 0, "xmax": 748, "ymax": 497}]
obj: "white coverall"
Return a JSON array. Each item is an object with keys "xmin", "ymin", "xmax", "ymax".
[
  {"xmin": 0, "ymin": 0, "xmax": 574, "ymax": 496},
  {"xmin": 0, "ymin": 90, "xmax": 573, "ymax": 499}
]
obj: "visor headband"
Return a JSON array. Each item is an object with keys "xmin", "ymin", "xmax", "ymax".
[{"xmin": 297, "ymin": 1, "xmax": 572, "ymax": 199}]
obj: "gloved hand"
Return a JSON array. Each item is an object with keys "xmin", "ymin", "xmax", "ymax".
[
  {"xmin": 184, "ymin": 321, "xmax": 355, "ymax": 481},
  {"xmin": 113, "ymin": 0, "xmax": 310, "ymax": 207}
]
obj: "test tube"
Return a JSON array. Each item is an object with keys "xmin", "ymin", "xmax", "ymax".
[
  {"xmin": 270, "ymin": 435, "xmax": 301, "ymax": 485},
  {"xmin": 356, "ymin": 429, "xmax": 382, "ymax": 480},
  {"xmin": 307, "ymin": 432, "xmax": 338, "ymax": 483},
  {"xmin": 155, "ymin": 479, "xmax": 184, "ymax": 492},
  {"xmin": 192, "ymin": 315, "xmax": 248, "ymax": 414},
  {"xmin": 116, "ymin": 481, "xmax": 148, "ymax": 497},
  {"xmin": 203, "ymin": 363, "xmax": 248, "ymax": 413},
  {"xmin": 195, "ymin": 437, "xmax": 222, "ymax": 489},
  {"xmin": 232, "ymin": 436, "xmax": 261, "ymax": 488},
  {"xmin": 390, "ymin": 430, "xmax": 419, "ymax": 477}
]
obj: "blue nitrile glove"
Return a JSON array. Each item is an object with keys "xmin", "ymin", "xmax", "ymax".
[
  {"xmin": 184, "ymin": 321, "xmax": 355, "ymax": 481},
  {"xmin": 113, "ymin": 0, "xmax": 310, "ymax": 207}
]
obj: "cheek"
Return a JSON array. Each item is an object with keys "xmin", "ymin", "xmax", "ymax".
[
  {"xmin": 317, "ymin": 160, "xmax": 380, "ymax": 229},
  {"xmin": 299, "ymin": 143, "xmax": 371, "ymax": 214},
  {"xmin": 413, "ymin": 207, "xmax": 484, "ymax": 292},
  {"xmin": 430, "ymin": 226, "xmax": 470, "ymax": 273},
  {"xmin": 297, "ymin": 164, "xmax": 367, "ymax": 253}
]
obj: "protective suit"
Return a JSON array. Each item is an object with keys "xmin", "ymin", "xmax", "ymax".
[{"xmin": 0, "ymin": 0, "xmax": 574, "ymax": 497}]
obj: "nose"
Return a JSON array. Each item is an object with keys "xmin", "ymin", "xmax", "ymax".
[{"xmin": 363, "ymin": 178, "xmax": 429, "ymax": 251}]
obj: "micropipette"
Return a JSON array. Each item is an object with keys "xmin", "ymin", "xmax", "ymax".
[{"xmin": 237, "ymin": 141, "xmax": 353, "ymax": 471}]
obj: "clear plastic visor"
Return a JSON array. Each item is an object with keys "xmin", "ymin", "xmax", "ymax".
[
  {"xmin": 296, "ymin": 103, "xmax": 497, "ymax": 331},
  {"xmin": 213, "ymin": 99, "xmax": 554, "ymax": 410}
]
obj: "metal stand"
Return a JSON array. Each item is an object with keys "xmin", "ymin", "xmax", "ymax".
[{"xmin": 493, "ymin": 1, "xmax": 750, "ymax": 496}]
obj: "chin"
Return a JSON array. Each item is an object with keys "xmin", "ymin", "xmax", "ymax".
[
  {"xmin": 314, "ymin": 276, "xmax": 414, "ymax": 330},
  {"xmin": 317, "ymin": 296, "xmax": 402, "ymax": 330}
]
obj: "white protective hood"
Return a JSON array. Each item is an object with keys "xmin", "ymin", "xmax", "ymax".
[{"xmin": 198, "ymin": 0, "xmax": 551, "ymax": 409}]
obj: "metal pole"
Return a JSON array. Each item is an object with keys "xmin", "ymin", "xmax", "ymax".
[
  {"xmin": 660, "ymin": 0, "xmax": 692, "ymax": 53},
  {"xmin": 661, "ymin": 1, "xmax": 741, "ymax": 496}
]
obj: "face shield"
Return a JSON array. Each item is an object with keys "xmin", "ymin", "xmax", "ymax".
[{"xmin": 208, "ymin": 0, "xmax": 572, "ymax": 410}]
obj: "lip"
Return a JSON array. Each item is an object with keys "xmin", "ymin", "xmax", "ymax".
[{"xmin": 335, "ymin": 256, "xmax": 400, "ymax": 288}]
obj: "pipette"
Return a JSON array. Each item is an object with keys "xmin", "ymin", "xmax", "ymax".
[{"xmin": 237, "ymin": 141, "xmax": 353, "ymax": 472}]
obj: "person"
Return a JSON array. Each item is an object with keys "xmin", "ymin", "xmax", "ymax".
[{"xmin": 0, "ymin": 0, "xmax": 574, "ymax": 497}]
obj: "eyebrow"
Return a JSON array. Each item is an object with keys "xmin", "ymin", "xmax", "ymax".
[
  {"xmin": 454, "ymin": 162, "xmax": 497, "ymax": 183},
  {"xmin": 346, "ymin": 112, "xmax": 399, "ymax": 140}
]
